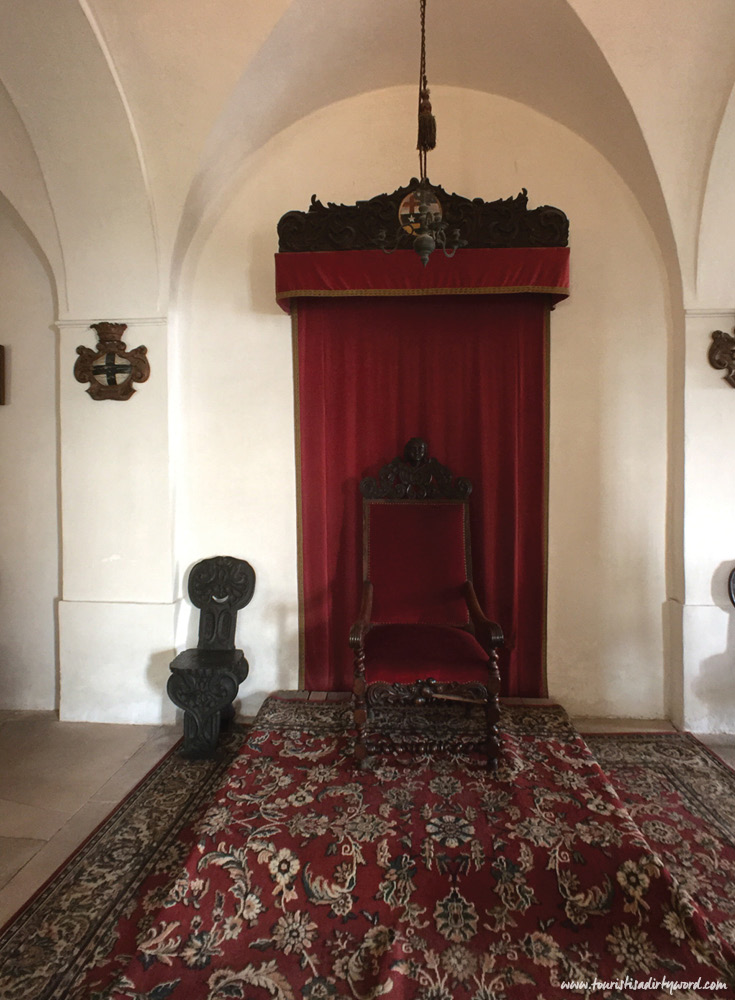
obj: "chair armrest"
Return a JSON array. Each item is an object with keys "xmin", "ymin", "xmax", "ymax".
[
  {"xmin": 349, "ymin": 581, "xmax": 374, "ymax": 649},
  {"xmin": 463, "ymin": 580, "xmax": 504, "ymax": 649}
]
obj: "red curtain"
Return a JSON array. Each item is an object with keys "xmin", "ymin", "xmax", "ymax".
[{"xmin": 293, "ymin": 292, "xmax": 551, "ymax": 697}]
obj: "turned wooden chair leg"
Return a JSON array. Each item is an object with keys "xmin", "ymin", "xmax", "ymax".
[
  {"xmin": 353, "ymin": 701, "xmax": 369, "ymax": 768},
  {"xmin": 353, "ymin": 649, "xmax": 369, "ymax": 768},
  {"xmin": 486, "ymin": 652, "xmax": 501, "ymax": 771}
]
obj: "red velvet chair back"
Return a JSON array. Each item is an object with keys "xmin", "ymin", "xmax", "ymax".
[{"xmin": 365, "ymin": 500, "xmax": 471, "ymax": 626}]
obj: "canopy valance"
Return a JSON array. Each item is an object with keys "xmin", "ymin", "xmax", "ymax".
[{"xmin": 275, "ymin": 247, "xmax": 569, "ymax": 313}]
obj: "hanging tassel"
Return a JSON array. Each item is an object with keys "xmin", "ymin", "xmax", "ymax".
[{"xmin": 417, "ymin": 86, "xmax": 436, "ymax": 152}]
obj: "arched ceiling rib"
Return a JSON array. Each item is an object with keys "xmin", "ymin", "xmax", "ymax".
[
  {"xmin": 697, "ymin": 80, "xmax": 735, "ymax": 305},
  {"xmin": 86, "ymin": 0, "xmax": 290, "ymax": 304},
  {"xmin": 568, "ymin": 0, "xmax": 735, "ymax": 304},
  {"xmin": 0, "ymin": 77, "xmax": 64, "ymax": 310},
  {"xmin": 0, "ymin": 0, "xmax": 158, "ymax": 318}
]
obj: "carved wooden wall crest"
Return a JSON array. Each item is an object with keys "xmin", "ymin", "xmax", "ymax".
[
  {"xmin": 74, "ymin": 322, "xmax": 150, "ymax": 400},
  {"xmin": 708, "ymin": 328, "xmax": 735, "ymax": 388}
]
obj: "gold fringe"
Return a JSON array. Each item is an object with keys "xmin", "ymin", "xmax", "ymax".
[{"xmin": 277, "ymin": 285, "xmax": 569, "ymax": 302}]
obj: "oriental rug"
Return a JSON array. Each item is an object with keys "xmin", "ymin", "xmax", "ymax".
[
  {"xmin": 0, "ymin": 725, "xmax": 249, "ymax": 1000},
  {"xmin": 1, "ymin": 704, "xmax": 734, "ymax": 1000},
  {"xmin": 586, "ymin": 733, "xmax": 735, "ymax": 956}
]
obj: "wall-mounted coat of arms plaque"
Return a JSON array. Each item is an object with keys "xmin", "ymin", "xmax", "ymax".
[{"xmin": 74, "ymin": 322, "xmax": 150, "ymax": 401}]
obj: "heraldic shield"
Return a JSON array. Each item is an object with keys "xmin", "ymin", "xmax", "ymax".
[{"xmin": 74, "ymin": 322, "xmax": 150, "ymax": 401}]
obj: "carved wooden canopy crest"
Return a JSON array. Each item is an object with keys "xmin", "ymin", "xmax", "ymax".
[
  {"xmin": 278, "ymin": 181, "xmax": 569, "ymax": 254},
  {"xmin": 360, "ymin": 437, "xmax": 472, "ymax": 500}
]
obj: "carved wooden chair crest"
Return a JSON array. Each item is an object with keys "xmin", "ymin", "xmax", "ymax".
[
  {"xmin": 350, "ymin": 438, "xmax": 503, "ymax": 769},
  {"xmin": 168, "ymin": 555, "xmax": 255, "ymax": 758}
]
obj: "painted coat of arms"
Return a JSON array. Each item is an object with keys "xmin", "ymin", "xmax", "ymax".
[{"xmin": 74, "ymin": 322, "xmax": 150, "ymax": 401}]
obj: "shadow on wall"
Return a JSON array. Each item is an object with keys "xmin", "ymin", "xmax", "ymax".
[
  {"xmin": 236, "ymin": 599, "xmax": 301, "ymax": 715},
  {"xmin": 148, "ymin": 648, "xmax": 178, "ymax": 727},
  {"xmin": 693, "ymin": 561, "xmax": 735, "ymax": 731},
  {"xmin": 249, "ymin": 228, "xmax": 283, "ymax": 318},
  {"xmin": 267, "ymin": 600, "xmax": 300, "ymax": 688}
]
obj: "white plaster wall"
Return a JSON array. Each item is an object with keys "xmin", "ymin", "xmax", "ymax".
[
  {"xmin": 0, "ymin": 0, "xmax": 159, "ymax": 318},
  {"xmin": 569, "ymin": 0, "xmax": 735, "ymax": 302},
  {"xmin": 58, "ymin": 320, "xmax": 173, "ymax": 604},
  {"xmin": 175, "ymin": 228, "xmax": 300, "ymax": 716},
  {"xmin": 547, "ymin": 169, "xmax": 669, "ymax": 719},
  {"xmin": 680, "ymin": 604, "xmax": 735, "ymax": 734},
  {"xmin": 0, "ymin": 199, "xmax": 58, "ymax": 709},
  {"xmin": 683, "ymin": 311, "xmax": 735, "ymax": 608},
  {"xmin": 697, "ymin": 86, "xmax": 735, "ymax": 308},
  {"xmin": 0, "ymin": 81, "xmax": 64, "ymax": 297},
  {"xmin": 56, "ymin": 317, "xmax": 176, "ymax": 724},
  {"xmin": 177, "ymin": 86, "xmax": 670, "ymax": 719},
  {"xmin": 59, "ymin": 600, "xmax": 176, "ymax": 724},
  {"xmin": 89, "ymin": 0, "xmax": 290, "ymax": 280},
  {"xmin": 676, "ymin": 309, "xmax": 735, "ymax": 733}
]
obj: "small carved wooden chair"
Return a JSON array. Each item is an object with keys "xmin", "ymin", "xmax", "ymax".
[
  {"xmin": 168, "ymin": 556, "xmax": 255, "ymax": 758},
  {"xmin": 350, "ymin": 438, "xmax": 503, "ymax": 770}
]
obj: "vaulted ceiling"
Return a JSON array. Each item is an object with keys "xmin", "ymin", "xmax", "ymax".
[{"xmin": 2, "ymin": 0, "xmax": 735, "ymax": 314}]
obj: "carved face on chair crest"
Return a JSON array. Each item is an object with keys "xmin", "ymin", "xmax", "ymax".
[{"xmin": 404, "ymin": 437, "xmax": 428, "ymax": 467}]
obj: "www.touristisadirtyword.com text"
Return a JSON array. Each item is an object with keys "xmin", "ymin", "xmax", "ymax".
[{"xmin": 560, "ymin": 975, "xmax": 728, "ymax": 994}]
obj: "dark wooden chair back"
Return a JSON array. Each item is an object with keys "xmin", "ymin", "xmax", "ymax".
[{"xmin": 188, "ymin": 556, "xmax": 256, "ymax": 650}]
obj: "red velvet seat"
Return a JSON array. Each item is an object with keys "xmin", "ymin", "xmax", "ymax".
[
  {"xmin": 350, "ymin": 438, "xmax": 503, "ymax": 769},
  {"xmin": 364, "ymin": 625, "xmax": 490, "ymax": 685}
]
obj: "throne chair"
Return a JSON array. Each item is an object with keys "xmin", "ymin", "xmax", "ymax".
[{"xmin": 349, "ymin": 438, "xmax": 503, "ymax": 769}]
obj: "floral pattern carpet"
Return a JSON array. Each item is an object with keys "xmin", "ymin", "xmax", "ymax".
[
  {"xmin": 1, "ymin": 703, "xmax": 734, "ymax": 1000},
  {"xmin": 586, "ymin": 733, "xmax": 735, "ymax": 959}
]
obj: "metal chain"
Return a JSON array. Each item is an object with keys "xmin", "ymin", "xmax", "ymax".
[
  {"xmin": 419, "ymin": 0, "xmax": 428, "ymax": 178},
  {"xmin": 419, "ymin": 0, "xmax": 427, "ymax": 92}
]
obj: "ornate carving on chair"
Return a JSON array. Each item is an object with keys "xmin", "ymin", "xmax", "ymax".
[
  {"xmin": 349, "ymin": 438, "xmax": 503, "ymax": 769},
  {"xmin": 167, "ymin": 556, "xmax": 255, "ymax": 758}
]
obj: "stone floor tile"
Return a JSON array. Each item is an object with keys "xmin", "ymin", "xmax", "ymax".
[
  {"xmin": 0, "ymin": 799, "xmax": 68, "ymax": 841},
  {"xmin": 0, "ymin": 718, "xmax": 153, "ymax": 813},
  {"xmin": 0, "ymin": 837, "xmax": 45, "ymax": 892}
]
